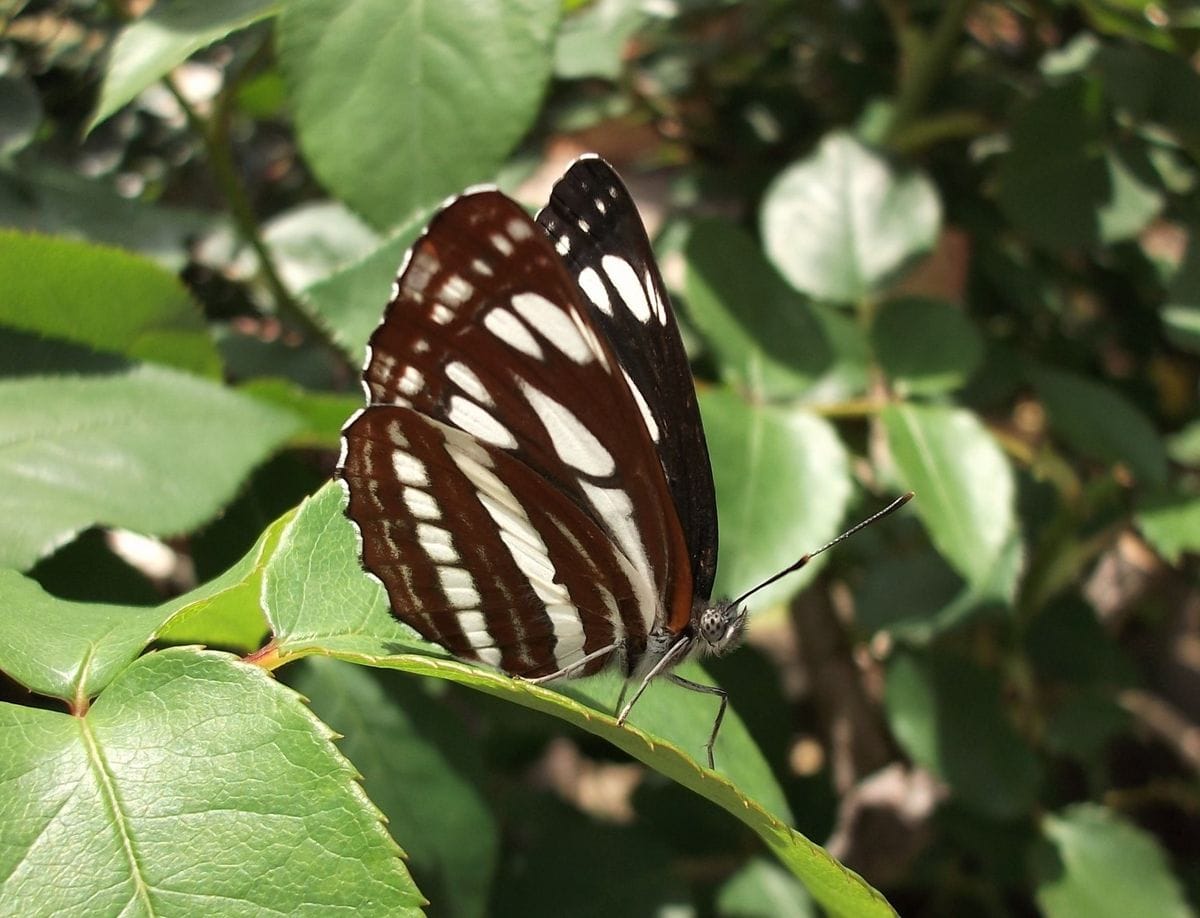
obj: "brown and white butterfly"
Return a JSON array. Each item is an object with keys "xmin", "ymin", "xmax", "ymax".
[{"xmin": 337, "ymin": 155, "xmax": 909, "ymax": 767}]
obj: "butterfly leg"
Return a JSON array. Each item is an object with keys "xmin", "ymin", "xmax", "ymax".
[
  {"xmin": 665, "ymin": 673, "xmax": 727, "ymax": 770},
  {"xmin": 524, "ymin": 642, "xmax": 620, "ymax": 684},
  {"xmin": 616, "ymin": 635, "xmax": 692, "ymax": 725}
]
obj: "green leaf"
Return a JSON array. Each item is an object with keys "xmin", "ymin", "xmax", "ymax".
[
  {"xmin": 997, "ymin": 78, "xmax": 1161, "ymax": 248},
  {"xmin": 1163, "ymin": 234, "xmax": 1200, "ymax": 355},
  {"xmin": 1096, "ymin": 145, "xmax": 1164, "ymax": 243},
  {"xmin": 262, "ymin": 200, "xmax": 383, "ymax": 293},
  {"xmin": 0, "ymin": 231, "xmax": 220, "ymax": 377},
  {"xmin": 872, "ymin": 297, "xmax": 983, "ymax": 395},
  {"xmin": 0, "ymin": 510, "xmax": 289, "ymax": 701},
  {"xmin": 0, "ymin": 164, "xmax": 218, "ymax": 271},
  {"xmin": 294, "ymin": 659, "xmax": 498, "ymax": 918},
  {"xmin": 89, "ymin": 0, "xmax": 280, "ymax": 131},
  {"xmin": 717, "ymin": 857, "xmax": 817, "ymax": 918},
  {"xmin": 263, "ymin": 484, "xmax": 897, "ymax": 917},
  {"xmin": 684, "ymin": 218, "xmax": 833, "ymax": 399},
  {"xmin": 1030, "ymin": 366, "xmax": 1168, "ymax": 488},
  {"xmin": 0, "ymin": 73, "xmax": 42, "ymax": 156},
  {"xmin": 1095, "ymin": 43, "xmax": 1200, "ymax": 149},
  {"xmin": 554, "ymin": 0, "xmax": 647, "ymax": 80},
  {"xmin": 997, "ymin": 79, "xmax": 1106, "ymax": 249},
  {"xmin": 760, "ymin": 131, "xmax": 941, "ymax": 304},
  {"xmin": 493, "ymin": 791, "xmax": 687, "ymax": 915},
  {"xmin": 0, "ymin": 650, "xmax": 422, "ymax": 915},
  {"xmin": 882, "ymin": 403, "xmax": 1020, "ymax": 592},
  {"xmin": 0, "ymin": 570, "xmax": 168, "ymax": 701},
  {"xmin": 0, "ymin": 366, "xmax": 300, "ymax": 569},
  {"xmin": 1034, "ymin": 804, "xmax": 1194, "ymax": 918},
  {"xmin": 157, "ymin": 507, "xmax": 294, "ymax": 650},
  {"xmin": 277, "ymin": 0, "xmax": 559, "ymax": 228},
  {"xmin": 302, "ymin": 211, "xmax": 431, "ymax": 359},
  {"xmin": 236, "ymin": 379, "xmax": 362, "ymax": 448},
  {"xmin": 1137, "ymin": 491, "xmax": 1200, "ymax": 565},
  {"xmin": 855, "ymin": 543, "xmax": 1024, "ymax": 643},
  {"xmin": 702, "ymin": 389, "xmax": 853, "ymax": 609},
  {"xmin": 1043, "ymin": 690, "xmax": 1131, "ymax": 761},
  {"xmin": 885, "ymin": 651, "xmax": 1040, "ymax": 820},
  {"xmin": 1167, "ymin": 420, "xmax": 1200, "ymax": 465}
]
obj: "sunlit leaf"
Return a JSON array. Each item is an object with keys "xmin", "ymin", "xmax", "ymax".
[
  {"xmin": 1034, "ymin": 804, "xmax": 1192, "ymax": 918},
  {"xmin": 761, "ymin": 132, "xmax": 940, "ymax": 304},
  {"xmin": 277, "ymin": 0, "xmax": 559, "ymax": 228},
  {"xmin": 0, "ymin": 650, "xmax": 422, "ymax": 915}
]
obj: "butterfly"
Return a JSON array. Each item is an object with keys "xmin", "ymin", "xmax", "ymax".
[{"xmin": 337, "ymin": 155, "xmax": 910, "ymax": 768}]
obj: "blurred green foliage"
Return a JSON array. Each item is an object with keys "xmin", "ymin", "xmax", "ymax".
[{"xmin": 2, "ymin": 0, "xmax": 1199, "ymax": 915}]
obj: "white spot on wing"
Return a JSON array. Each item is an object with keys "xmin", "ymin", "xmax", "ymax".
[
  {"xmin": 448, "ymin": 396, "xmax": 518, "ymax": 448},
  {"xmin": 446, "ymin": 361, "xmax": 492, "ymax": 404},
  {"xmin": 602, "ymin": 255, "xmax": 652, "ymax": 322},
  {"xmin": 555, "ymin": 235, "xmax": 571, "ymax": 256},
  {"xmin": 490, "ymin": 233, "xmax": 514, "ymax": 256},
  {"xmin": 386, "ymin": 421, "xmax": 409, "ymax": 449},
  {"xmin": 471, "ymin": 258, "xmax": 494, "ymax": 277},
  {"xmin": 458, "ymin": 611, "xmax": 502, "ymax": 667},
  {"xmin": 391, "ymin": 451, "xmax": 428, "ymax": 487},
  {"xmin": 406, "ymin": 250, "xmax": 439, "ymax": 293},
  {"xmin": 644, "ymin": 270, "xmax": 668, "ymax": 325},
  {"xmin": 520, "ymin": 381, "xmax": 615, "ymax": 477},
  {"xmin": 577, "ymin": 267, "xmax": 613, "ymax": 317},
  {"xmin": 507, "ymin": 218, "xmax": 534, "ymax": 241},
  {"xmin": 439, "ymin": 566, "xmax": 480, "ymax": 608},
  {"xmin": 445, "ymin": 435, "xmax": 581, "ymax": 668},
  {"xmin": 621, "ymin": 368, "xmax": 659, "ymax": 442},
  {"xmin": 510, "ymin": 292, "xmax": 592, "ymax": 364},
  {"xmin": 578, "ymin": 480, "xmax": 656, "ymax": 634},
  {"xmin": 418, "ymin": 522, "xmax": 459, "ymax": 563},
  {"xmin": 441, "ymin": 274, "xmax": 474, "ymax": 307},
  {"xmin": 484, "ymin": 307, "xmax": 543, "ymax": 359},
  {"xmin": 399, "ymin": 365, "xmax": 423, "ymax": 396},
  {"xmin": 404, "ymin": 487, "xmax": 441, "ymax": 520},
  {"xmin": 431, "ymin": 304, "xmax": 454, "ymax": 325}
]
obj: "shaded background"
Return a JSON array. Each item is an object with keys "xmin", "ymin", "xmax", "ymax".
[{"xmin": 2, "ymin": 0, "xmax": 1199, "ymax": 915}]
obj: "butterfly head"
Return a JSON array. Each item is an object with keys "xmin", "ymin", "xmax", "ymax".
[{"xmin": 694, "ymin": 600, "xmax": 748, "ymax": 657}]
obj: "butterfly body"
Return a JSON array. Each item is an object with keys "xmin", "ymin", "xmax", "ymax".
[{"xmin": 339, "ymin": 155, "xmax": 739, "ymax": 765}]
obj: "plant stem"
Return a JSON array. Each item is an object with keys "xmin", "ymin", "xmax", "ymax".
[
  {"xmin": 165, "ymin": 73, "xmax": 354, "ymax": 378},
  {"xmin": 885, "ymin": 0, "xmax": 975, "ymax": 147}
]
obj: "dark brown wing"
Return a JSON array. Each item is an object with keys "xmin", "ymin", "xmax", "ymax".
[{"xmin": 339, "ymin": 188, "xmax": 696, "ymax": 672}]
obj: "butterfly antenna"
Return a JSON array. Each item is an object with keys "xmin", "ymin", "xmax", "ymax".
[{"xmin": 729, "ymin": 492, "xmax": 914, "ymax": 608}]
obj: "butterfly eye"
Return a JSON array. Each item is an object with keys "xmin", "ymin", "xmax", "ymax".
[{"xmin": 698, "ymin": 608, "xmax": 726, "ymax": 646}]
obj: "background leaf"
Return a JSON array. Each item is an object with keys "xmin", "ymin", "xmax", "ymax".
[
  {"xmin": 1033, "ymin": 804, "xmax": 1194, "ymax": 918},
  {"xmin": 0, "ymin": 231, "xmax": 220, "ymax": 377},
  {"xmin": 293, "ymin": 658, "xmax": 498, "ymax": 918},
  {"xmin": 276, "ymin": 0, "xmax": 559, "ymax": 228},
  {"xmin": 882, "ymin": 403, "xmax": 1020, "ymax": 593},
  {"xmin": 685, "ymin": 218, "xmax": 833, "ymax": 399},
  {"xmin": 0, "ymin": 366, "xmax": 299, "ymax": 569},
  {"xmin": 1030, "ymin": 366, "xmax": 1168, "ymax": 488},
  {"xmin": 701, "ymin": 390, "xmax": 854, "ymax": 609},
  {"xmin": 90, "ymin": 0, "xmax": 280, "ymax": 130},
  {"xmin": 872, "ymin": 297, "xmax": 983, "ymax": 395},
  {"xmin": 761, "ymin": 132, "xmax": 941, "ymax": 304}
]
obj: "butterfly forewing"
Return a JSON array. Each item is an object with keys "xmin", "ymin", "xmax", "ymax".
[
  {"xmin": 537, "ymin": 156, "xmax": 718, "ymax": 608},
  {"xmin": 343, "ymin": 183, "xmax": 697, "ymax": 674}
]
